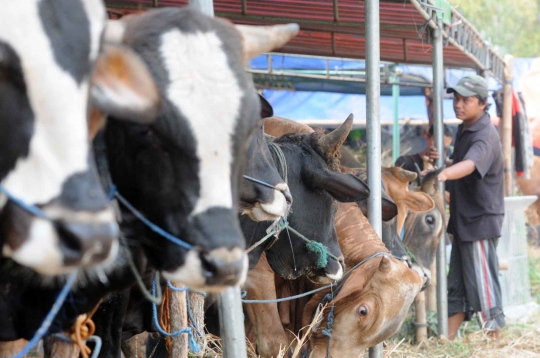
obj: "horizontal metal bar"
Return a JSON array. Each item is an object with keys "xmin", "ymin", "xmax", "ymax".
[
  {"xmin": 249, "ymin": 70, "xmax": 432, "ymax": 88},
  {"xmin": 294, "ymin": 118, "xmax": 463, "ymax": 128}
]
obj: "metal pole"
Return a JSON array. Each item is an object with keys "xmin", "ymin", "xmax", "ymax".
[
  {"xmin": 483, "ymin": 45, "xmax": 490, "ymax": 80},
  {"xmin": 392, "ymin": 71, "xmax": 400, "ymax": 164},
  {"xmin": 366, "ymin": 0, "xmax": 382, "ymax": 356},
  {"xmin": 502, "ymin": 54, "xmax": 514, "ymax": 196},
  {"xmin": 187, "ymin": 2, "xmax": 247, "ymax": 357},
  {"xmin": 217, "ymin": 287, "xmax": 248, "ymax": 358},
  {"xmin": 432, "ymin": 18, "xmax": 448, "ymax": 339},
  {"xmin": 189, "ymin": 0, "xmax": 214, "ymax": 16}
]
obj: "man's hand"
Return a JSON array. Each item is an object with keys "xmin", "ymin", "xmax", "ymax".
[
  {"xmin": 420, "ymin": 166, "xmax": 438, "ymax": 177},
  {"xmin": 437, "ymin": 169, "xmax": 448, "ymax": 182},
  {"xmin": 427, "ymin": 146, "xmax": 440, "ymax": 163}
]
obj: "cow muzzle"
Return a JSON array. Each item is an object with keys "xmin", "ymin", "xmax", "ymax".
[
  {"xmin": 307, "ymin": 256, "xmax": 345, "ymax": 284},
  {"xmin": 1, "ymin": 204, "xmax": 119, "ymax": 275},
  {"xmin": 162, "ymin": 247, "xmax": 248, "ymax": 291},
  {"xmin": 247, "ymin": 183, "xmax": 292, "ymax": 222}
]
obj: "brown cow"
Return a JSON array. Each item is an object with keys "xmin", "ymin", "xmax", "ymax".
[
  {"xmin": 243, "ymin": 202, "xmax": 425, "ymax": 357},
  {"xmin": 403, "ymin": 169, "xmax": 445, "ymax": 275}
]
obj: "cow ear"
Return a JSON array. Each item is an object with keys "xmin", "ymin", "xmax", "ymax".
[
  {"xmin": 402, "ymin": 191, "xmax": 435, "ymax": 212},
  {"xmin": 311, "ymin": 171, "xmax": 370, "ymax": 203},
  {"xmin": 259, "ymin": 94, "xmax": 274, "ymax": 118},
  {"xmin": 91, "ymin": 44, "xmax": 160, "ymax": 124}
]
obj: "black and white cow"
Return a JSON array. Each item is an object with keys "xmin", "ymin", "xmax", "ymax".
[
  {"xmin": 102, "ymin": 8, "xmax": 299, "ymax": 289},
  {"xmin": 0, "ymin": 0, "xmax": 160, "ymax": 275}
]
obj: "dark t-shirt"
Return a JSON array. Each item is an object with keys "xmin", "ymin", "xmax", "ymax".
[
  {"xmin": 395, "ymin": 153, "xmax": 424, "ymax": 173},
  {"xmin": 447, "ymin": 113, "xmax": 505, "ymax": 242}
]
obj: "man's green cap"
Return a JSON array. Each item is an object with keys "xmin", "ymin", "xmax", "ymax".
[{"xmin": 446, "ymin": 75, "xmax": 488, "ymax": 98}]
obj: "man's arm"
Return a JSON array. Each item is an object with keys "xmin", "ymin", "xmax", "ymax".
[{"xmin": 437, "ymin": 160, "xmax": 475, "ymax": 182}]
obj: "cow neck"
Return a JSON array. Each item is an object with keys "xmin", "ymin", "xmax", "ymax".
[{"xmin": 334, "ymin": 202, "xmax": 389, "ymax": 268}]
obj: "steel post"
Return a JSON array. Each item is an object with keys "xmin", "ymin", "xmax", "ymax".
[
  {"xmin": 366, "ymin": 0, "xmax": 382, "ymax": 356},
  {"xmin": 217, "ymin": 287, "xmax": 248, "ymax": 358},
  {"xmin": 392, "ymin": 73, "xmax": 400, "ymax": 164},
  {"xmin": 432, "ymin": 18, "xmax": 448, "ymax": 339},
  {"xmin": 189, "ymin": 0, "xmax": 214, "ymax": 16}
]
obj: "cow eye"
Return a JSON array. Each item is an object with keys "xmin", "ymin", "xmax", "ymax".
[
  {"xmin": 358, "ymin": 306, "xmax": 368, "ymax": 317},
  {"xmin": 425, "ymin": 215, "xmax": 435, "ymax": 225}
]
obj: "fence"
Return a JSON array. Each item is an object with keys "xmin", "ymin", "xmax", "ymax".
[{"xmin": 497, "ymin": 195, "xmax": 537, "ymax": 309}]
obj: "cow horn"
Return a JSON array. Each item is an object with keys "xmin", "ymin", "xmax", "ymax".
[
  {"xmin": 397, "ymin": 168, "xmax": 417, "ymax": 183},
  {"xmin": 378, "ymin": 255, "xmax": 392, "ymax": 273},
  {"xmin": 317, "ymin": 114, "xmax": 354, "ymax": 157},
  {"xmin": 421, "ymin": 167, "xmax": 444, "ymax": 195},
  {"xmin": 235, "ymin": 23, "xmax": 300, "ymax": 60},
  {"xmin": 103, "ymin": 20, "xmax": 126, "ymax": 43}
]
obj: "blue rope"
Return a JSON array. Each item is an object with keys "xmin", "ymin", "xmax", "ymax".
[
  {"xmin": 50, "ymin": 334, "xmax": 102, "ymax": 358},
  {"xmin": 241, "ymin": 283, "xmax": 337, "ymax": 304},
  {"xmin": 151, "ymin": 278, "xmax": 201, "ymax": 353},
  {"xmin": 0, "ymin": 185, "xmax": 49, "ymax": 220},
  {"xmin": 242, "ymin": 252, "xmax": 404, "ymax": 304},
  {"xmin": 111, "ymin": 187, "xmax": 194, "ymax": 251},
  {"xmin": 14, "ymin": 270, "xmax": 79, "ymax": 358}
]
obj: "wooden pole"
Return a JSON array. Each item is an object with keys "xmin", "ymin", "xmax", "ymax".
[
  {"xmin": 415, "ymin": 291, "xmax": 428, "ymax": 344},
  {"xmin": 169, "ymin": 283, "xmax": 189, "ymax": 358},
  {"xmin": 189, "ymin": 291, "xmax": 206, "ymax": 348},
  {"xmin": 502, "ymin": 54, "xmax": 514, "ymax": 196},
  {"xmin": 426, "ymin": 260, "xmax": 437, "ymax": 312}
]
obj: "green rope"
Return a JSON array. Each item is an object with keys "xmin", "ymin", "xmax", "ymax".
[{"xmin": 306, "ymin": 241, "xmax": 329, "ymax": 268}]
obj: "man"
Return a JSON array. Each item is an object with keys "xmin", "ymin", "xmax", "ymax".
[
  {"xmin": 436, "ymin": 75, "xmax": 505, "ymax": 339},
  {"xmin": 395, "ymin": 123, "xmax": 454, "ymax": 173}
]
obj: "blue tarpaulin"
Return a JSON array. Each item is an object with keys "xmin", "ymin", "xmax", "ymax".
[{"xmin": 252, "ymin": 55, "xmax": 499, "ymax": 124}]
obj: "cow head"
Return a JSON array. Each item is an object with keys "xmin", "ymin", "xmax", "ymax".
[
  {"xmin": 239, "ymin": 96, "xmax": 291, "ymax": 222},
  {"xmin": 348, "ymin": 167, "xmax": 434, "ymax": 282},
  {"xmin": 403, "ymin": 168, "xmax": 445, "ymax": 270},
  {"xmin": 102, "ymin": 8, "xmax": 299, "ymax": 290},
  {"xmin": 305, "ymin": 255, "xmax": 424, "ymax": 357},
  {"xmin": 0, "ymin": 0, "xmax": 159, "ymax": 275},
  {"xmin": 261, "ymin": 115, "xmax": 371, "ymax": 284}
]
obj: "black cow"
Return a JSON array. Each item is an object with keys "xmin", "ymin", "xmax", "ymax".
[
  {"xmin": 244, "ymin": 115, "xmax": 371, "ymax": 284},
  {"xmin": 239, "ymin": 95, "xmax": 291, "ymax": 222},
  {"xmin": 0, "ymin": 0, "xmax": 159, "ymax": 275}
]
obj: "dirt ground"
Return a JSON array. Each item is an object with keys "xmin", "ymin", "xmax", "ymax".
[{"xmin": 381, "ymin": 245, "xmax": 540, "ymax": 358}]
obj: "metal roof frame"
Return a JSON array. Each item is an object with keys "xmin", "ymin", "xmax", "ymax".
[{"xmin": 106, "ymin": 0, "xmax": 505, "ymax": 83}]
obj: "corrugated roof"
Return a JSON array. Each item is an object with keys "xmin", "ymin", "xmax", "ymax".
[{"xmin": 105, "ymin": 0, "xmax": 505, "ymax": 83}]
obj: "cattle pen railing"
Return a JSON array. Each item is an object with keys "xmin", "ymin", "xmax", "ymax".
[{"xmin": 498, "ymin": 195, "xmax": 537, "ymax": 317}]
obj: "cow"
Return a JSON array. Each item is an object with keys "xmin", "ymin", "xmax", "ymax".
[
  {"xmin": 243, "ymin": 202, "xmax": 426, "ymax": 358},
  {"xmin": 239, "ymin": 95, "xmax": 291, "ymax": 222},
  {"xmin": 101, "ymin": 8, "xmax": 299, "ymax": 289},
  {"xmin": 403, "ymin": 168, "xmax": 445, "ymax": 273},
  {"xmin": 245, "ymin": 115, "xmax": 371, "ymax": 283},
  {"xmin": 0, "ymin": 0, "xmax": 161, "ymax": 276}
]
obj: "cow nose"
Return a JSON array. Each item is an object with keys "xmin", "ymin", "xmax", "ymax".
[
  {"xmin": 55, "ymin": 220, "xmax": 119, "ymax": 267},
  {"xmin": 200, "ymin": 247, "xmax": 247, "ymax": 286},
  {"xmin": 282, "ymin": 190, "xmax": 293, "ymax": 206},
  {"xmin": 324, "ymin": 256, "xmax": 344, "ymax": 281}
]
